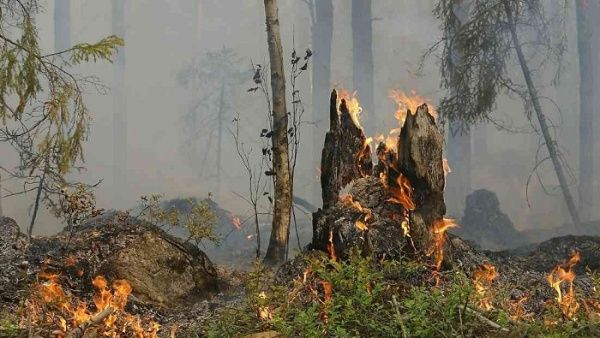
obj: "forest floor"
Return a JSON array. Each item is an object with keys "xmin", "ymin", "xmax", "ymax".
[{"xmin": 1, "ymin": 213, "xmax": 600, "ymax": 337}]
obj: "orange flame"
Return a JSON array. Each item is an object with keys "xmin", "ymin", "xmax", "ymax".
[
  {"xmin": 327, "ymin": 230, "xmax": 337, "ymax": 262},
  {"xmin": 546, "ymin": 251, "xmax": 581, "ymax": 319},
  {"xmin": 473, "ymin": 262, "xmax": 498, "ymax": 310},
  {"xmin": 340, "ymin": 194, "xmax": 373, "ymax": 231},
  {"xmin": 429, "ymin": 218, "xmax": 458, "ymax": 270},
  {"xmin": 387, "ymin": 175, "xmax": 416, "ymax": 212},
  {"xmin": 28, "ymin": 269, "xmax": 159, "ymax": 337},
  {"xmin": 338, "ymin": 89, "xmax": 363, "ymax": 128},
  {"xmin": 389, "ymin": 89, "xmax": 438, "ymax": 124}
]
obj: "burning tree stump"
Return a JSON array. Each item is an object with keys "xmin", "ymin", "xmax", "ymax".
[
  {"xmin": 313, "ymin": 91, "xmax": 447, "ymax": 264},
  {"xmin": 397, "ymin": 104, "xmax": 446, "ymax": 257},
  {"xmin": 321, "ymin": 90, "xmax": 372, "ymax": 209}
]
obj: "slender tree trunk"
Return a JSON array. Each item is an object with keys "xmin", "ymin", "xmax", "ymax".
[
  {"xmin": 28, "ymin": 170, "xmax": 46, "ymax": 240},
  {"xmin": 112, "ymin": 0, "xmax": 127, "ymax": 206},
  {"xmin": 263, "ymin": 0, "xmax": 292, "ymax": 265},
  {"xmin": 0, "ymin": 173, "xmax": 3, "ymax": 217},
  {"xmin": 311, "ymin": 0, "xmax": 333, "ymax": 202},
  {"xmin": 444, "ymin": 0, "xmax": 471, "ymax": 217},
  {"xmin": 351, "ymin": 0, "xmax": 374, "ymax": 133},
  {"xmin": 54, "ymin": 0, "xmax": 70, "ymax": 52},
  {"xmin": 216, "ymin": 82, "xmax": 225, "ymax": 198},
  {"xmin": 503, "ymin": 0, "xmax": 580, "ymax": 227},
  {"xmin": 576, "ymin": 0, "xmax": 594, "ymax": 221}
]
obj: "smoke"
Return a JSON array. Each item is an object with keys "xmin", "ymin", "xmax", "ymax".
[{"xmin": 0, "ymin": 0, "xmax": 593, "ymax": 238}]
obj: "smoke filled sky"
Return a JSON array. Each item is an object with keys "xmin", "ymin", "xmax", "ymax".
[{"xmin": 0, "ymin": 0, "xmax": 594, "ymax": 236}]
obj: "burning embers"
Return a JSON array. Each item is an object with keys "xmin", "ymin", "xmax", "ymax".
[
  {"xmin": 546, "ymin": 251, "xmax": 581, "ymax": 319},
  {"xmin": 472, "ymin": 262, "xmax": 499, "ymax": 310},
  {"xmin": 24, "ymin": 267, "xmax": 159, "ymax": 337}
]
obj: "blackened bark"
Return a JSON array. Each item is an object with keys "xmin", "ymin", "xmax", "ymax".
[
  {"xmin": 397, "ymin": 105, "xmax": 446, "ymax": 253},
  {"xmin": 320, "ymin": 90, "xmax": 372, "ymax": 209}
]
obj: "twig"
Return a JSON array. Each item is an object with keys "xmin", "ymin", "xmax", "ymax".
[
  {"xmin": 65, "ymin": 306, "xmax": 114, "ymax": 338},
  {"xmin": 392, "ymin": 295, "xmax": 408, "ymax": 338},
  {"xmin": 465, "ymin": 306, "xmax": 508, "ymax": 332}
]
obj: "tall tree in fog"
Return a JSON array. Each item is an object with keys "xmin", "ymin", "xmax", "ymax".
[
  {"xmin": 112, "ymin": 0, "xmax": 127, "ymax": 205},
  {"xmin": 576, "ymin": 0, "xmax": 594, "ymax": 221},
  {"xmin": 433, "ymin": 0, "xmax": 580, "ymax": 227},
  {"xmin": 352, "ymin": 0, "xmax": 374, "ymax": 132},
  {"xmin": 444, "ymin": 0, "xmax": 471, "ymax": 216},
  {"xmin": 263, "ymin": 0, "xmax": 292, "ymax": 265},
  {"xmin": 308, "ymin": 0, "xmax": 333, "ymax": 200},
  {"xmin": 177, "ymin": 47, "xmax": 246, "ymax": 196},
  {"xmin": 54, "ymin": 0, "xmax": 70, "ymax": 52}
]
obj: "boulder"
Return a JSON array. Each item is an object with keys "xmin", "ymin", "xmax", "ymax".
[
  {"xmin": 453, "ymin": 189, "xmax": 525, "ymax": 250},
  {"xmin": 5, "ymin": 212, "xmax": 218, "ymax": 309}
]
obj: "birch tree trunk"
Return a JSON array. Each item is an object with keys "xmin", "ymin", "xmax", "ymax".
[
  {"xmin": 263, "ymin": 0, "xmax": 292, "ymax": 265},
  {"xmin": 112, "ymin": 0, "xmax": 127, "ymax": 206},
  {"xmin": 352, "ymin": 0, "xmax": 374, "ymax": 133},
  {"xmin": 311, "ymin": 0, "xmax": 333, "ymax": 202},
  {"xmin": 502, "ymin": 0, "xmax": 580, "ymax": 227},
  {"xmin": 576, "ymin": 0, "xmax": 594, "ymax": 221}
]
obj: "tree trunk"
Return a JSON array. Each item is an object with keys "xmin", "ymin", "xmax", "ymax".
[
  {"xmin": 351, "ymin": 0, "xmax": 374, "ymax": 133},
  {"xmin": 0, "ymin": 173, "xmax": 3, "ymax": 217},
  {"xmin": 263, "ymin": 0, "xmax": 292, "ymax": 266},
  {"xmin": 444, "ymin": 0, "xmax": 471, "ymax": 217},
  {"xmin": 576, "ymin": 0, "xmax": 594, "ymax": 221},
  {"xmin": 54, "ymin": 0, "xmax": 70, "ymax": 52},
  {"xmin": 311, "ymin": 0, "xmax": 333, "ymax": 202},
  {"xmin": 112, "ymin": 0, "xmax": 127, "ymax": 206},
  {"xmin": 216, "ymin": 82, "xmax": 225, "ymax": 198},
  {"xmin": 502, "ymin": 0, "xmax": 580, "ymax": 227},
  {"xmin": 28, "ymin": 169, "xmax": 46, "ymax": 240}
]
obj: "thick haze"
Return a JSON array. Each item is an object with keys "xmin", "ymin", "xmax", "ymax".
[{"xmin": 1, "ymin": 1, "xmax": 597, "ymax": 237}]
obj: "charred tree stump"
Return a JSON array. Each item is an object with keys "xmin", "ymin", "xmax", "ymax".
[
  {"xmin": 313, "ymin": 92, "xmax": 447, "ymax": 263},
  {"xmin": 397, "ymin": 104, "xmax": 446, "ymax": 256},
  {"xmin": 320, "ymin": 89, "xmax": 372, "ymax": 209}
]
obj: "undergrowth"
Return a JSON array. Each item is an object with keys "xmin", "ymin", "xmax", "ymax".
[{"xmin": 202, "ymin": 248, "xmax": 600, "ymax": 337}]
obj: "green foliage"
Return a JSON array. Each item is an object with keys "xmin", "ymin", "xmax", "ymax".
[
  {"xmin": 0, "ymin": 1, "xmax": 122, "ymax": 231},
  {"xmin": 69, "ymin": 35, "xmax": 124, "ymax": 64},
  {"xmin": 139, "ymin": 194, "xmax": 219, "ymax": 245},
  {"xmin": 432, "ymin": 0, "xmax": 567, "ymax": 131}
]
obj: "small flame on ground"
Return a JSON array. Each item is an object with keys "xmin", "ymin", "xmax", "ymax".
[
  {"xmin": 429, "ymin": 218, "xmax": 458, "ymax": 271},
  {"xmin": 473, "ymin": 262, "xmax": 499, "ymax": 310},
  {"xmin": 546, "ymin": 251, "xmax": 581, "ymax": 319},
  {"xmin": 28, "ymin": 269, "xmax": 159, "ymax": 337}
]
